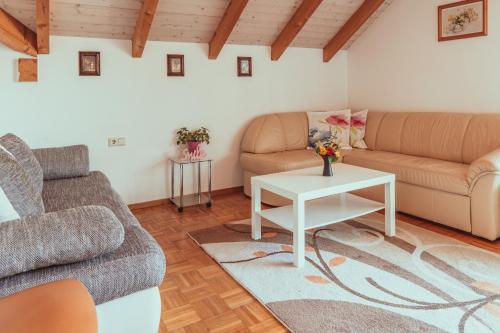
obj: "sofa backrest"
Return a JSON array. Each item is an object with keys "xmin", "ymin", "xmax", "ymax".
[
  {"xmin": 241, "ymin": 112, "xmax": 308, "ymax": 153},
  {"xmin": 241, "ymin": 111, "xmax": 500, "ymax": 164},
  {"xmin": 365, "ymin": 112, "xmax": 500, "ymax": 164}
]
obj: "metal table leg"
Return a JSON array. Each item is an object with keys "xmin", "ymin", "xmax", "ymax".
[
  {"xmin": 179, "ymin": 164, "xmax": 184, "ymax": 212},
  {"xmin": 170, "ymin": 160, "xmax": 174, "ymax": 202},
  {"xmin": 197, "ymin": 161, "xmax": 201, "ymax": 204},
  {"xmin": 207, "ymin": 160, "xmax": 212, "ymax": 208}
]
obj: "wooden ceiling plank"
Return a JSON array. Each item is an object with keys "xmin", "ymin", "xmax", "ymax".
[
  {"xmin": 36, "ymin": 0, "xmax": 50, "ymax": 54},
  {"xmin": 208, "ymin": 0, "xmax": 249, "ymax": 59},
  {"xmin": 271, "ymin": 0, "xmax": 323, "ymax": 60},
  {"xmin": 0, "ymin": 8, "xmax": 37, "ymax": 56},
  {"xmin": 132, "ymin": 0, "xmax": 160, "ymax": 58},
  {"xmin": 323, "ymin": 0, "xmax": 385, "ymax": 62}
]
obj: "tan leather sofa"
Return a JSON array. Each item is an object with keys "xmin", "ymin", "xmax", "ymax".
[{"xmin": 240, "ymin": 111, "xmax": 500, "ymax": 241}]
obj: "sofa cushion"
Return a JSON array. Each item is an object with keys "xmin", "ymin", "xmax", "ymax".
[
  {"xmin": 307, "ymin": 110, "xmax": 351, "ymax": 149},
  {"xmin": 343, "ymin": 149, "xmax": 470, "ymax": 196},
  {"xmin": 241, "ymin": 149, "xmax": 322, "ymax": 175},
  {"xmin": 0, "ymin": 206, "xmax": 124, "ymax": 279},
  {"xmin": 41, "ymin": 171, "xmax": 136, "ymax": 227},
  {"xmin": 462, "ymin": 114, "xmax": 500, "ymax": 164},
  {"xmin": 0, "ymin": 223, "xmax": 164, "ymax": 305},
  {"xmin": 364, "ymin": 112, "xmax": 500, "ymax": 164},
  {"xmin": 350, "ymin": 110, "xmax": 368, "ymax": 149},
  {"xmin": 0, "ymin": 134, "xmax": 43, "ymax": 194},
  {"xmin": 0, "ymin": 171, "xmax": 166, "ymax": 305},
  {"xmin": 0, "ymin": 147, "xmax": 44, "ymax": 217},
  {"xmin": 241, "ymin": 112, "xmax": 308, "ymax": 154},
  {"xmin": 33, "ymin": 145, "xmax": 90, "ymax": 180}
]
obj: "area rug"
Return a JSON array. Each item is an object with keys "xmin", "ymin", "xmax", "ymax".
[{"xmin": 188, "ymin": 214, "xmax": 500, "ymax": 333}]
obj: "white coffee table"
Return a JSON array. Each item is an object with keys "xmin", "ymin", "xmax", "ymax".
[{"xmin": 251, "ymin": 163, "xmax": 396, "ymax": 267}]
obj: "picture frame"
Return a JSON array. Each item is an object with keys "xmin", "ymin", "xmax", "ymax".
[
  {"xmin": 79, "ymin": 51, "xmax": 100, "ymax": 76},
  {"xmin": 237, "ymin": 57, "xmax": 252, "ymax": 77},
  {"xmin": 18, "ymin": 58, "xmax": 38, "ymax": 82},
  {"xmin": 167, "ymin": 54, "xmax": 184, "ymax": 77},
  {"xmin": 438, "ymin": 0, "xmax": 488, "ymax": 42}
]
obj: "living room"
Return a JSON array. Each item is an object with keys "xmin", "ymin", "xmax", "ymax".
[{"xmin": 0, "ymin": 0, "xmax": 499, "ymax": 332}]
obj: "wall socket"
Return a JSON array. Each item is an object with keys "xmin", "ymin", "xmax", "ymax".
[{"xmin": 108, "ymin": 137, "xmax": 126, "ymax": 147}]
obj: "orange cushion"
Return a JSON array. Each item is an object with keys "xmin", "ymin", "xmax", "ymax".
[{"xmin": 0, "ymin": 279, "xmax": 97, "ymax": 333}]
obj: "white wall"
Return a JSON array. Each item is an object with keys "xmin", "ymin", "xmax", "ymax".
[
  {"xmin": 0, "ymin": 36, "xmax": 348, "ymax": 204},
  {"xmin": 348, "ymin": 0, "xmax": 500, "ymax": 113}
]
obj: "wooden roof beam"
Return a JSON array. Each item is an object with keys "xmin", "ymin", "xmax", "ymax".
[
  {"xmin": 271, "ymin": 0, "xmax": 323, "ymax": 61},
  {"xmin": 132, "ymin": 0, "xmax": 160, "ymax": 58},
  {"xmin": 36, "ymin": 0, "xmax": 50, "ymax": 54},
  {"xmin": 0, "ymin": 8, "xmax": 37, "ymax": 57},
  {"xmin": 323, "ymin": 0, "xmax": 385, "ymax": 62},
  {"xmin": 208, "ymin": 0, "xmax": 249, "ymax": 59}
]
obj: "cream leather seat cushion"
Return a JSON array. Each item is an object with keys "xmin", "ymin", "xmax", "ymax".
[
  {"xmin": 241, "ymin": 150, "xmax": 322, "ymax": 175},
  {"xmin": 343, "ymin": 149, "xmax": 469, "ymax": 196}
]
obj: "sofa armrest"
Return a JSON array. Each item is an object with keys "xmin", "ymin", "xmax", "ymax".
[
  {"xmin": 467, "ymin": 148, "xmax": 500, "ymax": 185},
  {"xmin": 32, "ymin": 145, "xmax": 89, "ymax": 180},
  {"xmin": 0, "ymin": 206, "xmax": 124, "ymax": 279}
]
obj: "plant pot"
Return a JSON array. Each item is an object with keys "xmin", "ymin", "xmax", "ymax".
[
  {"xmin": 322, "ymin": 156, "xmax": 333, "ymax": 177},
  {"xmin": 187, "ymin": 141, "xmax": 200, "ymax": 153}
]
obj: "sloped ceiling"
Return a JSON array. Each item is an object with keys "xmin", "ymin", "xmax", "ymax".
[{"xmin": 0, "ymin": 0, "xmax": 392, "ymax": 50}]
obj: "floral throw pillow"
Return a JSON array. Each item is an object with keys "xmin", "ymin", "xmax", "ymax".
[
  {"xmin": 307, "ymin": 110, "xmax": 351, "ymax": 149},
  {"xmin": 350, "ymin": 110, "xmax": 368, "ymax": 149}
]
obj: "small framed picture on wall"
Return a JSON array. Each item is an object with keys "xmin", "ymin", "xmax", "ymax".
[
  {"xmin": 79, "ymin": 52, "xmax": 100, "ymax": 76},
  {"xmin": 167, "ymin": 54, "xmax": 184, "ymax": 76},
  {"xmin": 237, "ymin": 57, "xmax": 252, "ymax": 77},
  {"xmin": 438, "ymin": 0, "xmax": 488, "ymax": 42}
]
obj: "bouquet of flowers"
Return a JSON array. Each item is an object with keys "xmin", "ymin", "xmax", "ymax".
[{"xmin": 315, "ymin": 141, "xmax": 341, "ymax": 163}]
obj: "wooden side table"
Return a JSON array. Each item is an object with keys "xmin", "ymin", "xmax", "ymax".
[{"xmin": 169, "ymin": 158, "xmax": 213, "ymax": 212}]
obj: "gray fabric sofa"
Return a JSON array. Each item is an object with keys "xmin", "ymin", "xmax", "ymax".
[{"xmin": 0, "ymin": 142, "xmax": 166, "ymax": 306}]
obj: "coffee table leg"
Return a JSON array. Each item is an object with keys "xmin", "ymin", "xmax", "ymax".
[
  {"xmin": 385, "ymin": 180, "xmax": 396, "ymax": 236},
  {"xmin": 251, "ymin": 184, "xmax": 261, "ymax": 240},
  {"xmin": 293, "ymin": 199, "xmax": 305, "ymax": 267}
]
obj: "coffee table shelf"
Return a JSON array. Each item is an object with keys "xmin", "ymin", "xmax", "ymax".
[{"xmin": 258, "ymin": 193, "xmax": 384, "ymax": 232}]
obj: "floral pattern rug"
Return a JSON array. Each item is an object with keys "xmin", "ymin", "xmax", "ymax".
[{"xmin": 188, "ymin": 214, "xmax": 500, "ymax": 333}]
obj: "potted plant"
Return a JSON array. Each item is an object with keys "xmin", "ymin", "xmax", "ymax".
[
  {"xmin": 314, "ymin": 140, "xmax": 341, "ymax": 176},
  {"xmin": 176, "ymin": 127, "xmax": 210, "ymax": 153}
]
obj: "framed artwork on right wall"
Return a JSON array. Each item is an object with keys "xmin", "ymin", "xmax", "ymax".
[{"xmin": 438, "ymin": 0, "xmax": 488, "ymax": 42}]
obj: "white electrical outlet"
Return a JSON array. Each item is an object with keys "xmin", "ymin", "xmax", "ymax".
[{"xmin": 108, "ymin": 137, "xmax": 126, "ymax": 147}]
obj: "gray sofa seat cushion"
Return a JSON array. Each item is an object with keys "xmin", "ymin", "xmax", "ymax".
[
  {"xmin": 0, "ymin": 147, "xmax": 44, "ymax": 217},
  {"xmin": 33, "ymin": 145, "xmax": 90, "ymax": 180},
  {"xmin": 0, "ymin": 134, "xmax": 43, "ymax": 194},
  {"xmin": 0, "ymin": 171, "xmax": 167, "ymax": 304},
  {"xmin": 0, "ymin": 223, "xmax": 164, "ymax": 305},
  {"xmin": 42, "ymin": 171, "xmax": 138, "ymax": 228},
  {"xmin": 0, "ymin": 206, "xmax": 124, "ymax": 279}
]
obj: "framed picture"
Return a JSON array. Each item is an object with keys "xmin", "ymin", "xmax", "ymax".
[
  {"xmin": 237, "ymin": 57, "xmax": 252, "ymax": 77},
  {"xmin": 18, "ymin": 58, "xmax": 38, "ymax": 82},
  {"xmin": 438, "ymin": 0, "xmax": 488, "ymax": 42},
  {"xmin": 79, "ymin": 52, "xmax": 100, "ymax": 76},
  {"xmin": 167, "ymin": 54, "xmax": 184, "ymax": 76}
]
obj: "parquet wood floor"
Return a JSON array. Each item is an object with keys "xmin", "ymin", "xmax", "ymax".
[{"xmin": 132, "ymin": 192, "xmax": 500, "ymax": 333}]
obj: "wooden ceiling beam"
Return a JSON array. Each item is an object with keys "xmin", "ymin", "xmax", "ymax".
[
  {"xmin": 271, "ymin": 0, "xmax": 323, "ymax": 61},
  {"xmin": 323, "ymin": 0, "xmax": 385, "ymax": 62},
  {"xmin": 208, "ymin": 0, "xmax": 249, "ymax": 59},
  {"xmin": 132, "ymin": 0, "xmax": 160, "ymax": 58},
  {"xmin": 36, "ymin": 0, "xmax": 50, "ymax": 54},
  {"xmin": 0, "ymin": 8, "xmax": 37, "ymax": 57}
]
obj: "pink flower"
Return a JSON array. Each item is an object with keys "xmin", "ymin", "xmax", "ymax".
[
  {"xmin": 324, "ymin": 115, "xmax": 349, "ymax": 128},
  {"xmin": 351, "ymin": 116, "xmax": 366, "ymax": 129}
]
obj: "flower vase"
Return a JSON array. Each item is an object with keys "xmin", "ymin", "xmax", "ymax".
[
  {"xmin": 187, "ymin": 141, "xmax": 200, "ymax": 153},
  {"xmin": 322, "ymin": 156, "xmax": 333, "ymax": 177}
]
